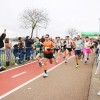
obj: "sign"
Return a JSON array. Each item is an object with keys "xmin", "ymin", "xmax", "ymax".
[{"xmin": 81, "ymin": 32, "xmax": 99, "ymax": 37}]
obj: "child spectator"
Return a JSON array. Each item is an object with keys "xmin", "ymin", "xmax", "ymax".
[
  {"xmin": 18, "ymin": 42, "xmax": 25, "ymax": 64},
  {"xmin": 5, "ymin": 38, "xmax": 12, "ymax": 67},
  {"xmin": 13, "ymin": 44, "xmax": 19, "ymax": 65}
]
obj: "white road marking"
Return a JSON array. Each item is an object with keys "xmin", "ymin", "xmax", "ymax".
[
  {"xmin": 0, "ymin": 56, "xmax": 74, "ymax": 99},
  {"xmin": 12, "ymin": 72, "xmax": 26, "ymax": 78}
]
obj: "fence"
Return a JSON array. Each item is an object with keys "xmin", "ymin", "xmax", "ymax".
[{"xmin": 0, "ymin": 47, "xmax": 40, "ymax": 67}]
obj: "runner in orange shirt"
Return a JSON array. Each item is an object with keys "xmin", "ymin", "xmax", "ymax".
[{"xmin": 42, "ymin": 34, "xmax": 55, "ymax": 77}]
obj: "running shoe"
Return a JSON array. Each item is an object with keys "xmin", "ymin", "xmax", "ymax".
[
  {"xmin": 16, "ymin": 57, "xmax": 19, "ymax": 60},
  {"xmin": 80, "ymin": 59, "xmax": 83, "ymax": 62},
  {"xmin": 15, "ymin": 63, "xmax": 18, "ymax": 65},
  {"xmin": 97, "ymin": 91, "xmax": 100, "ymax": 96},
  {"xmin": 75, "ymin": 65, "xmax": 79, "ymax": 68},
  {"xmin": 65, "ymin": 60, "xmax": 68, "ymax": 63},
  {"xmin": 0, "ymin": 66, "xmax": 6, "ymax": 70},
  {"xmin": 87, "ymin": 58, "xmax": 89, "ymax": 60},
  {"xmin": 56, "ymin": 60, "xmax": 58, "ymax": 63},
  {"xmin": 85, "ymin": 61, "xmax": 87, "ymax": 64},
  {"xmin": 53, "ymin": 55, "xmax": 56, "ymax": 59},
  {"xmin": 39, "ymin": 62, "xmax": 42, "ymax": 67},
  {"xmin": 43, "ymin": 72, "xmax": 48, "ymax": 77}
]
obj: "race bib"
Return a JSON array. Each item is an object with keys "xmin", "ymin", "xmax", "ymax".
[
  {"xmin": 36, "ymin": 48, "xmax": 40, "ymax": 51},
  {"xmin": 76, "ymin": 44, "xmax": 80, "ymax": 47}
]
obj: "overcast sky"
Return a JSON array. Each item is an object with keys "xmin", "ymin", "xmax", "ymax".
[{"xmin": 0, "ymin": 0, "xmax": 100, "ymax": 38}]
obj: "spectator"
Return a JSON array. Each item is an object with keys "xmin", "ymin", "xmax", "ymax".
[
  {"xmin": 13, "ymin": 44, "xmax": 19, "ymax": 65},
  {"xmin": 94, "ymin": 43, "xmax": 100, "ymax": 96},
  {"xmin": 40, "ymin": 36, "xmax": 45, "ymax": 43},
  {"xmin": 18, "ymin": 42, "xmax": 25, "ymax": 64},
  {"xmin": 18, "ymin": 37, "xmax": 25, "ymax": 64},
  {"xmin": 5, "ymin": 38, "xmax": 12, "ymax": 67},
  {"xmin": 25, "ymin": 36, "xmax": 34, "ymax": 60},
  {"xmin": 0, "ymin": 33, "xmax": 6, "ymax": 70}
]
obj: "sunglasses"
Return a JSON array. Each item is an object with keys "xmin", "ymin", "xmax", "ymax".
[{"xmin": 45, "ymin": 37, "xmax": 49, "ymax": 38}]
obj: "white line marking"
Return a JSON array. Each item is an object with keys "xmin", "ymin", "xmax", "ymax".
[
  {"xmin": 0, "ymin": 56, "xmax": 74, "ymax": 99},
  {"xmin": 12, "ymin": 72, "xmax": 26, "ymax": 78}
]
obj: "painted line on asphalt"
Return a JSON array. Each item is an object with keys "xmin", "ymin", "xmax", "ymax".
[
  {"xmin": 0, "ymin": 56, "xmax": 74, "ymax": 99},
  {"xmin": 12, "ymin": 72, "xmax": 26, "ymax": 78}
]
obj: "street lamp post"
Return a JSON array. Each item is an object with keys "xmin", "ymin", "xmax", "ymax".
[{"xmin": 99, "ymin": 18, "xmax": 100, "ymax": 38}]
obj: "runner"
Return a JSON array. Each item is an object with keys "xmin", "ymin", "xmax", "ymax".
[
  {"xmin": 83, "ymin": 37, "xmax": 92, "ymax": 64},
  {"xmin": 32, "ymin": 37, "xmax": 43, "ymax": 67},
  {"xmin": 42, "ymin": 34, "xmax": 55, "ymax": 77},
  {"xmin": 54, "ymin": 37, "xmax": 62, "ymax": 63},
  {"xmin": 74, "ymin": 35, "xmax": 83, "ymax": 68},
  {"xmin": 60, "ymin": 39, "xmax": 65, "ymax": 58},
  {"xmin": 76, "ymin": 35, "xmax": 84, "ymax": 62},
  {"xmin": 64, "ymin": 36, "xmax": 73, "ymax": 63}
]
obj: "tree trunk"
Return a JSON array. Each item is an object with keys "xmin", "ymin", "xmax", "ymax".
[
  {"xmin": 31, "ymin": 27, "xmax": 34, "ymax": 38},
  {"xmin": 31, "ymin": 23, "xmax": 36, "ymax": 38}
]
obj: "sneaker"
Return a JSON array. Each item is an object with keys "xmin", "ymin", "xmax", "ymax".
[
  {"xmin": 87, "ymin": 58, "xmax": 89, "ymax": 60},
  {"xmin": 85, "ymin": 61, "xmax": 87, "ymax": 64},
  {"xmin": 43, "ymin": 72, "xmax": 48, "ymax": 77},
  {"xmin": 39, "ymin": 62, "xmax": 42, "ymax": 67},
  {"xmin": 75, "ymin": 65, "xmax": 79, "ymax": 68},
  {"xmin": 65, "ymin": 60, "xmax": 67, "ymax": 63},
  {"xmin": 53, "ymin": 55, "xmax": 56, "ymax": 59},
  {"xmin": 97, "ymin": 91, "xmax": 100, "ymax": 96},
  {"xmin": 0, "ymin": 66, "xmax": 6, "ymax": 70},
  {"xmin": 16, "ymin": 57, "xmax": 19, "ymax": 60},
  {"xmin": 80, "ymin": 59, "xmax": 83, "ymax": 62},
  {"xmin": 56, "ymin": 59, "xmax": 58, "ymax": 63},
  {"xmin": 15, "ymin": 63, "xmax": 18, "ymax": 65}
]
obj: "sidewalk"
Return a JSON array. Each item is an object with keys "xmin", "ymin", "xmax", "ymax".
[
  {"xmin": 88, "ymin": 56, "xmax": 100, "ymax": 100},
  {"xmin": 1, "ymin": 54, "xmax": 94, "ymax": 100}
]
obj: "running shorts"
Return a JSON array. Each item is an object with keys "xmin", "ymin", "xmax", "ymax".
[
  {"xmin": 44, "ymin": 53, "xmax": 53, "ymax": 59},
  {"xmin": 75, "ymin": 50, "xmax": 81, "ymax": 56}
]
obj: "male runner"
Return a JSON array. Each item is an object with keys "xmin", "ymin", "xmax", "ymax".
[
  {"xmin": 64, "ymin": 36, "xmax": 73, "ymax": 63},
  {"xmin": 43, "ymin": 34, "xmax": 55, "ymax": 77},
  {"xmin": 54, "ymin": 37, "xmax": 62, "ymax": 63},
  {"xmin": 74, "ymin": 35, "xmax": 83, "ymax": 68},
  {"xmin": 33, "ymin": 37, "xmax": 43, "ymax": 67}
]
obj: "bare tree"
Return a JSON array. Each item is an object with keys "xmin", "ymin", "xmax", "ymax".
[
  {"xmin": 67, "ymin": 27, "xmax": 78, "ymax": 38},
  {"xmin": 20, "ymin": 9, "xmax": 49, "ymax": 38}
]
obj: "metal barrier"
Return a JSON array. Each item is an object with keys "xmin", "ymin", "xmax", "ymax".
[{"xmin": 0, "ymin": 47, "xmax": 38, "ymax": 67}]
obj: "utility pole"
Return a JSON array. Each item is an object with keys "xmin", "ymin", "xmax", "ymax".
[{"xmin": 99, "ymin": 18, "xmax": 100, "ymax": 38}]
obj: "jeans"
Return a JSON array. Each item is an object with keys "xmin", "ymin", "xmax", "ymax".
[
  {"xmin": 26, "ymin": 47, "xmax": 32, "ymax": 60},
  {"xmin": 18, "ymin": 50, "xmax": 24, "ymax": 64}
]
